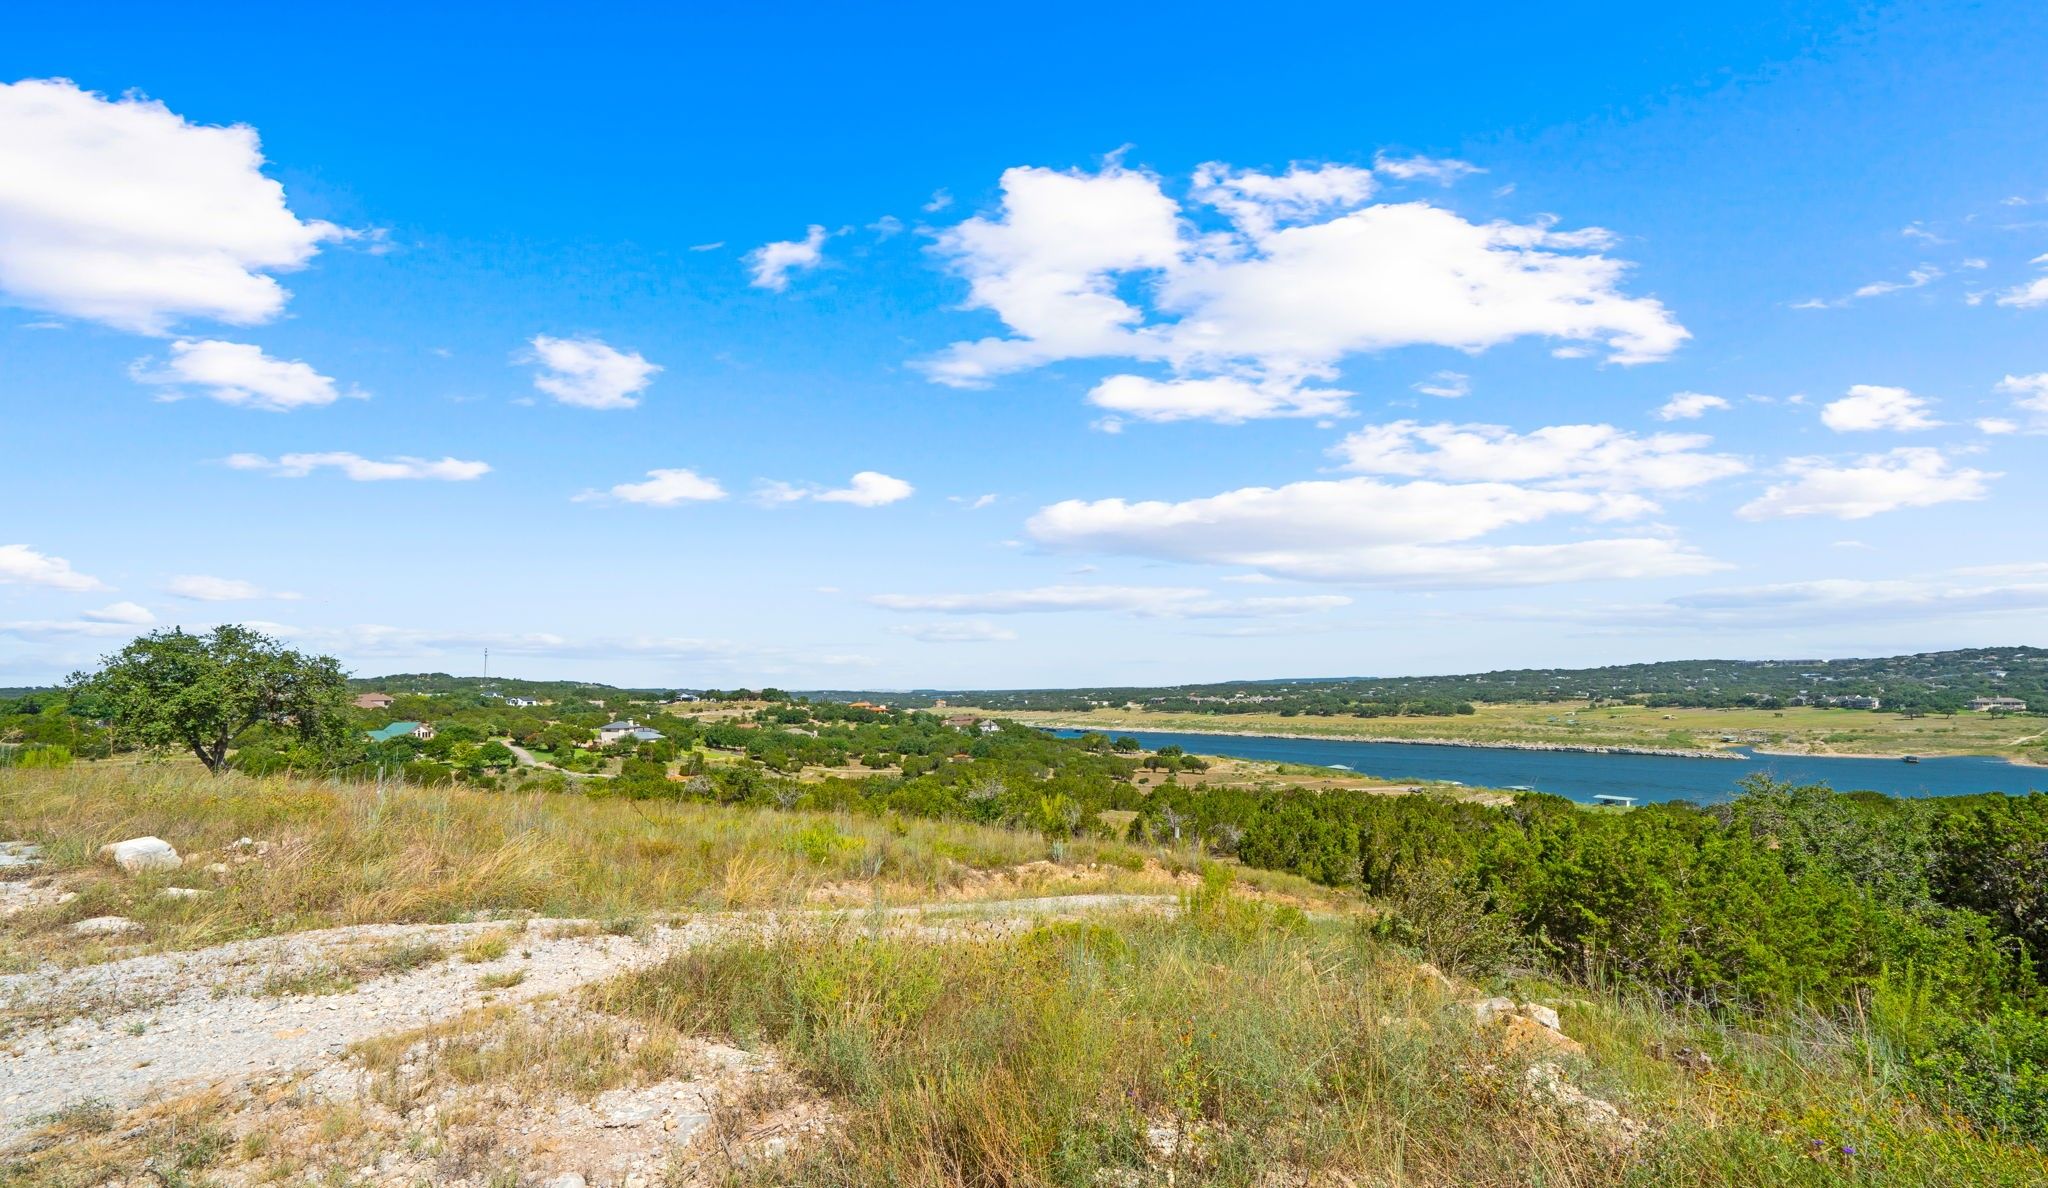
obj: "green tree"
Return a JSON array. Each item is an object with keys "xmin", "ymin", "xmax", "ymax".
[{"xmin": 70, "ymin": 625, "xmax": 352, "ymax": 773}]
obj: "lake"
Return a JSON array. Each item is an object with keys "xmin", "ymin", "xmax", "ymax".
[{"xmin": 1051, "ymin": 728, "xmax": 2045, "ymax": 805}]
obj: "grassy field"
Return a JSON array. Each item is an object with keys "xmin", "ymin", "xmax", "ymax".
[
  {"xmin": 6, "ymin": 767, "xmax": 2046, "ymax": 1184},
  {"xmin": 0, "ymin": 764, "xmax": 1330, "ymax": 973},
  {"xmin": 975, "ymin": 701, "xmax": 2048, "ymax": 761}
]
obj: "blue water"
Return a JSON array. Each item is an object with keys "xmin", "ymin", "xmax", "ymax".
[{"xmin": 1052, "ymin": 728, "xmax": 2044, "ymax": 805}]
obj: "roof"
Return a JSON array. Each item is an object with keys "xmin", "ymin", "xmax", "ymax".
[
  {"xmin": 600, "ymin": 720, "xmax": 639, "ymax": 730},
  {"xmin": 366, "ymin": 721, "xmax": 424, "ymax": 743}
]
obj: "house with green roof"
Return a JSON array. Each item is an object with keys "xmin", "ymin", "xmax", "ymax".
[{"xmin": 366, "ymin": 720, "xmax": 435, "ymax": 743}]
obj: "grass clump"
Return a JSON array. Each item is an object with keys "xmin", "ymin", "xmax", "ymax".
[
  {"xmin": 459, "ymin": 928, "xmax": 516, "ymax": 963},
  {"xmin": 350, "ymin": 1003, "xmax": 683, "ymax": 1107},
  {"xmin": 258, "ymin": 939, "xmax": 446, "ymax": 997}
]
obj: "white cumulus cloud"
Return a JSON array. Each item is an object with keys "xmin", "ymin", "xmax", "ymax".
[
  {"xmin": 1995, "ymin": 372, "xmax": 2048, "ymax": 425},
  {"xmin": 1737, "ymin": 448, "xmax": 1995, "ymax": 520},
  {"xmin": 0, "ymin": 78, "xmax": 346, "ymax": 334},
  {"xmin": 1026, "ymin": 477, "xmax": 1721, "ymax": 587},
  {"xmin": 1087, "ymin": 374, "xmax": 1352, "ymax": 424},
  {"xmin": 757, "ymin": 471, "xmax": 913, "ymax": 508},
  {"xmin": 1372, "ymin": 153, "xmax": 1485, "ymax": 184},
  {"xmin": 224, "ymin": 452, "xmax": 490, "ymax": 481},
  {"xmin": 523, "ymin": 335, "xmax": 660, "ymax": 410},
  {"xmin": 746, "ymin": 224, "xmax": 828, "ymax": 291},
  {"xmin": 917, "ymin": 160, "xmax": 1687, "ymax": 416},
  {"xmin": 81, "ymin": 601, "xmax": 154, "ymax": 625},
  {"xmin": 0, "ymin": 544, "xmax": 107, "ymax": 591},
  {"xmin": 1820, "ymin": 384, "xmax": 1941, "ymax": 432},
  {"xmin": 1413, "ymin": 370, "xmax": 1470, "ymax": 399},
  {"xmin": 130, "ymin": 339, "xmax": 354, "ymax": 411},
  {"xmin": 1654, "ymin": 392, "xmax": 1730, "ymax": 421},
  {"xmin": 1997, "ymin": 255, "xmax": 2048, "ymax": 308},
  {"xmin": 1332, "ymin": 420, "xmax": 1745, "ymax": 497},
  {"xmin": 579, "ymin": 468, "xmax": 728, "ymax": 506}
]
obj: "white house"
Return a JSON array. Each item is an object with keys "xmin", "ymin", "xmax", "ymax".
[
  {"xmin": 598, "ymin": 719, "xmax": 665, "ymax": 745},
  {"xmin": 505, "ymin": 697, "xmax": 541, "ymax": 708},
  {"xmin": 1970, "ymin": 696, "xmax": 2029, "ymax": 712}
]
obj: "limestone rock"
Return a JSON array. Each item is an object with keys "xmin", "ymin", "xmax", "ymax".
[
  {"xmin": 97, "ymin": 836, "xmax": 181, "ymax": 873},
  {"xmin": 1412, "ymin": 961, "xmax": 1459, "ymax": 993},
  {"xmin": 1496, "ymin": 1014, "xmax": 1585, "ymax": 1056},
  {"xmin": 70, "ymin": 915, "xmax": 144, "ymax": 937},
  {"xmin": 158, "ymin": 887, "xmax": 211, "ymax": 900},
  {"xmin": 0, "ymin": 842, "xmax": 43, "ymax": 870},
  {"xmin": 542, "ymin": 1176, "xmax": 587, "ymax": 1188}
]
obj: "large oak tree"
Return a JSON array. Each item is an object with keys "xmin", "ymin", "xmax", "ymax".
[{"xmin": 70, "ymin": 624, "xmax": 352, "ymax": 773}]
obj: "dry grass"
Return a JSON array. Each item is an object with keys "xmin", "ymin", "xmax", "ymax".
[
  {"xmin": 604, "ymin": 879, "xmax": 2048, "ymax": 1187},
  {"xmin": 0, "ymin": 764, "xmax": 1338, "ymax": 969},
  {"xmin": 257, "ymin": 938, "xmax": 449, "ymax": 997}
]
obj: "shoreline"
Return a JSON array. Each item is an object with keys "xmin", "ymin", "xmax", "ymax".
[
  {"xmin": 1020, "ymin": 721, "xmax": 1745, "ymax": 761},
  {"xmin": 1012, "ymin": 719, "xmax": 2045, "ymax": 769}
]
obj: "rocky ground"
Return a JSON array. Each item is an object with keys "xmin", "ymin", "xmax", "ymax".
[{"xmin": 1, "ymin": 835, "xmax": 1637, "ymax": 1185}]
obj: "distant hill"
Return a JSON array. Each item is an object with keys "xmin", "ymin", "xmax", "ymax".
[
  {"xmin": 803, "ymin": 646, "xmax": 2048, "ymax": 716},
  {"xmin": 347, "ymin": 672, "xmax": 673, "ymax": 701}
]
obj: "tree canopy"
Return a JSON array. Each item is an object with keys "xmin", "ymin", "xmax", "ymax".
[{"xmin": 70, "ymin": 624, "xmax": 352, "ymax": 772}]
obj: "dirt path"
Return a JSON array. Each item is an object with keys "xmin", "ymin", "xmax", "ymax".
[{"xmin": 0, "ymin": 894, "xmax": 1170, "ymax": 1143}]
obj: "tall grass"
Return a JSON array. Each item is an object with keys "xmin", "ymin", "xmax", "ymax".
[
  {"xmin": 0, "ymin": 764, "xmax": 1216, "ymax": 966},
  {"xmin": 602, "ymin": 882, "xmax": 2048, "ymax": 1186}
]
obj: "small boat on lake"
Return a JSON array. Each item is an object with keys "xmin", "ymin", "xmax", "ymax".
[{"xmin": 1903, "ymin": 755, "xmax": 1921, "ymax": 764}]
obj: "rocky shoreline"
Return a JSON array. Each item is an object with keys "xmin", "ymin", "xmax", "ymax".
[{"xmin": 1025, "ymin": 722, "xmax": 1746, "ymax": 761}]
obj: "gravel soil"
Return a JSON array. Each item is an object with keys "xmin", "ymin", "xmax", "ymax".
[{"xmin": 0, "ymin": 894, "xmax": 1170, "ymax": 1144}]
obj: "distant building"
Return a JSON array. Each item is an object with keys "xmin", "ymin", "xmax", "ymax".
[
  {"xmin": 978, "ymin": 719, "xmax": 1001, "ymax": 735},
  {"xmin": 366, "ymin": 720, "xmax": 434, "ymax": 743},
  {"xmin": 943, "ymin": 714, "xmax": 981, "ymax": 729},
  {"xmin": 1834, "ymin": 695, "xmax": 1882, "ymax": 710},
  {"xmin": 1971, "ymin": 696, "xmax": 2029, "ymax": 712},
  {"xmin": 505, "ymin": 697, "xmax": 541, "ymax": 708},
  {"xmin": 598, "ymin": 719, "xmax": 664, "ymax": 745},
  {"xmin": 354, "ymin": 693, "xmax": 395, "ymax": 710}
]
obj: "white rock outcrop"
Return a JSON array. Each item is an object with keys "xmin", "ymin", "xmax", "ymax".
[
  {"xmin": 70, "ymin": 915, "xmax": 145, "ymax": 937},
  {"xmin": 98, "ymin": 836, "xmax": 182, "ymax": 873}
]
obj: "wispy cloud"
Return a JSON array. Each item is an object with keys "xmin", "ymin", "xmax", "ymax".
[{"xmin": 224, "ymin": 452, "xmax": 490, "ymax": 481}]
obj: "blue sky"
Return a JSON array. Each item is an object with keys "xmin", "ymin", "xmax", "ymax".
[{"xmin": 3, "ymin": 1, "xmax": 2046, "ymax": 689}]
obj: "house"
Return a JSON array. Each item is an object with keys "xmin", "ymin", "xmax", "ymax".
[
  {"xmin": 505, "ymin": 697, "xmax": 541, "ymax": 708},
  {"xmin": 1971, "ymin": 696, "xmax": 2029, "ymax": 712},
  {"xmin": 978, "ymin": 719, "xmax": 1001, "ymax": 735},
  {"xmin": 354, "ymin": 693, "xmax": 395, "ymax": 710},
  {"xmin": 1833, "ymin": 695, "xmax": 1882, "ymax": 710},
  {"xmin": 597, "ymin": 719, "xmax": 665, "ymax": 745},
  {"xmin": 366, "ymin": 720, "xmax": 435, "ymax": 743}
]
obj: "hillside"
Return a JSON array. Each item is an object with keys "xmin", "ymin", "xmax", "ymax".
[{"xmin": 809, "ymin": 646, "xmax": 2048, "ymax": 716}]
